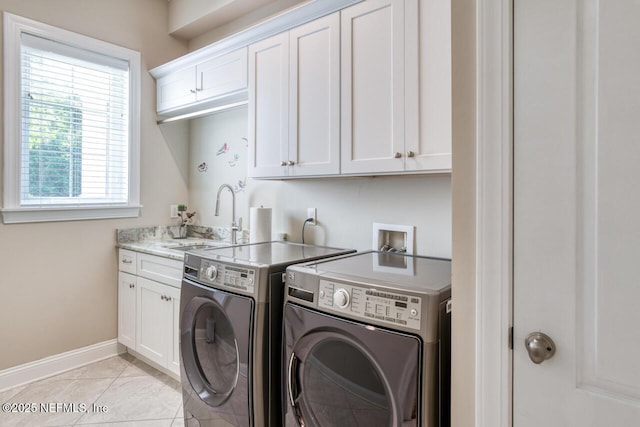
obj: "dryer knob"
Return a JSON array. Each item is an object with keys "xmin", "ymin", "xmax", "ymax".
[
  {"xmin": 333, "ymin": 288, "xmax": 350, "ymax": 309},
  {"xmin": 205, "ymin": 265, "xmax": 218, "ymax": 281}
]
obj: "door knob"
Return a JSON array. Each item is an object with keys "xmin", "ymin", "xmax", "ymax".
[{"xmin": 525, "ymin": 332, "xmax": 556, "ymax": 364}]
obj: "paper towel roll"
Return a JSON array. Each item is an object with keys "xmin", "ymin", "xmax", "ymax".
[{"xmin": 249, "ymin": 207, "xmax": 272, "ymax": 243}]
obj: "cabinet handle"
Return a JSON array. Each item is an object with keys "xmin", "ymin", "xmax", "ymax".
[
  {"xmin": 407, "ymin": 151, "xmax": 415, "ymax": 158},
  {"xmin": 122, "ymin": 259, "xmax": 132, "ymax": 264},
  {"xmin": 189, "ymin": 89, "xmax": 196, "ymax": 94},
  {"xmin": 281, "ymin": 161, "xmax": 287, "ymax": 167},
  {"xmin": 288, "ymin": 160, "xmax": 295, "ymax": 166},
  {"xmin": 394, "ymin": 152, "xmax": 402, "ymax": 159}
]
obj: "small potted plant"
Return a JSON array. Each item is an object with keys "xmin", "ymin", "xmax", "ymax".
[{"xmin": 177, "ymin": 204, "xmax": 196, "ymax": 238}]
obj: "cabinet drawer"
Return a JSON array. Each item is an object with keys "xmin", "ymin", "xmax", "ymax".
[
  {"xmin": 118, "ymin": 249, "xmax": 137, "ymax": 274},
  {"xmin": 137, "ymin": 253, "xmax": 183, "ymax": 288}
]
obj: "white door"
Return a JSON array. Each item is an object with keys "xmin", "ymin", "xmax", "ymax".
[{"xmin": 514, "ymin": 1, "xmax": 640, "ymax": 425}]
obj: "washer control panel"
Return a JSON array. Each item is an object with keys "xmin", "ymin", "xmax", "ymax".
[
  {"xmin": 318, "ymin": 280, "xmax": 421, "ymax": 330},
  {"xmin": 199, "ymin": 260, "xmax": 256, "ymax": 294}
]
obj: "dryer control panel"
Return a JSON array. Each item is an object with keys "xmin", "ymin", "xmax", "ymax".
[
  {"xmin": 198, "ymin": 260, "xmax": 256, "ymax": 294},
  {"xmin": 318, "ymin": 280, "xmax": 422, "ymax": 330}
]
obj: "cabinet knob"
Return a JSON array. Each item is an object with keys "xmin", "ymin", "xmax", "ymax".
[
  {"xmin": 166, "ymin": 296, "xmax": 172, "ymax": 302},
  {"xmin": 394, "ymin": 152, "xmax": 402, "ymax": 159},
  {"xmin": 160, "ymin": 295, "xmax": 166, "ymax": 301},
  {"xmin": 407, "ymin": 151, "xmax": 415, "ymax": 158},
  {"xmin": 129, "ymin": 283, "xmax": 135, "ymax": 289},
  {"xmin": 281, "ymin": 161, "xmax": 287, "ymax": 167},
  {"xmin": 288, "ymin": 160, "xmax": 295, "ymax": 166}
]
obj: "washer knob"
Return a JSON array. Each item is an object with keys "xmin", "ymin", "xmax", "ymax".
[
  {"xmin": 333, "ymin": 288, "xmax": 350, "ymax": 309},
  {"xmin": 205, "ymin": 265, "xmax": 218, "ymax": 281}
]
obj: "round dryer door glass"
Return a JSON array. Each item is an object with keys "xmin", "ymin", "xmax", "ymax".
[
  {"xmin": 300, "ymin": 339, "xmax": 391, "ymax": 426},
  {"xmin": 182, "ymin": 297, "xmax": 239, "ymax": 407}
]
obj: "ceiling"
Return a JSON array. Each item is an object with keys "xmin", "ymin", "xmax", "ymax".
[{"xmin": 168, "ymin": 0, "xmax": 306, "ymax": 40}]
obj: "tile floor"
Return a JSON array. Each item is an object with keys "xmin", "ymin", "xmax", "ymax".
[{"xmin": 0, "ymin": 353, "xmax": 184, "ymax": 427}]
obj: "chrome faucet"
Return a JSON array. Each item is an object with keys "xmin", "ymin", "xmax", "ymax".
[{"xmin": 214, "ymin": 184, "xmax": 242, "ymax": 244}]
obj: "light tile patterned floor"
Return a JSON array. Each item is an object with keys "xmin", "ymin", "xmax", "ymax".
[{"xmin": 0, "ymin": 353, "xmax": 184, "ymax": 427}]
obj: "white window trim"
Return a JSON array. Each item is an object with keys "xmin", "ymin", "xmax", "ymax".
[{"xmin": 2, "ymin": 12, "xmax": 141, "ymax": 223}]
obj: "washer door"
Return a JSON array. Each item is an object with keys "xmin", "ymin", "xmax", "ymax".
[
  {"xmin": 284, "ymin": 303, "xmax": 421, "ymax": 427},
  {"xmin": 181, "ymin": 281, "xmax": 253, "ymax": 409}
]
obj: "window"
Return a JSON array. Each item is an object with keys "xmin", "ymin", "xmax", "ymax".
[{"xmin": 2, "ymin": 13, "xmax": 140, "ymax": 223}]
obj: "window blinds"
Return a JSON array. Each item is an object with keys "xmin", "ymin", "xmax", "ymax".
[{"xmin": 20, "ymin": 32, "xmax": 130, "ymax": 206}]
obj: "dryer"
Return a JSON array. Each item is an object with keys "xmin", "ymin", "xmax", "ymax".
[
  {"xmin": 283, "ymin": 251, "xmax": 451, "ymax": 427},
  {"xmin": 179, "ymin": 241, "xmax": 355, "ymax": 427}
]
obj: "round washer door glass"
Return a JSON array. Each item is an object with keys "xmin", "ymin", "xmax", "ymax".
[
  {"xmin": 298, "ymin": 337, "xmax": 391, "ymax": 426},
  {"xmin": 182, "ymin": 296, "xmax": 239, "ymax": 407}
]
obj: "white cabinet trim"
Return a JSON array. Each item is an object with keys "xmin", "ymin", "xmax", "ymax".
[{"xmin": 149, "ymin": 0, "xmax": 363, "ymax": 79}]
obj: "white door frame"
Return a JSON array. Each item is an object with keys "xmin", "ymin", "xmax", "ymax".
[{"xmin": 475, "ymin": 0, "xmax": 513, "ymax": 426}]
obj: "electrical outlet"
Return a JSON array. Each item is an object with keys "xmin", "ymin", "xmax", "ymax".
[
  {"xmin": 307, "ymin": 208, "xmax": 317, "ymax": 226},
  {"xmin": 170, "ymin": 204, "xmax": 178, "ymax": 218}
]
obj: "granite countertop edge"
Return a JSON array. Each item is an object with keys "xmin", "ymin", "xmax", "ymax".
[{"xmin": 116, "ymin": 225, "xmax": 234, "ymax": 261}]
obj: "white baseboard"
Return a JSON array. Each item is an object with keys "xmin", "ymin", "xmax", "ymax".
[{"xmin": 0, "ymin": 339, "xmax": 124, "ymax": 392}]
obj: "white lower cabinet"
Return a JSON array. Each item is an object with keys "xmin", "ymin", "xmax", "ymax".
[
  {"xmin": 117, "ymin": 249, "xmax": 182, "ymax": 377},
  {"xmin": 117, "ymin": 272, "xmax": 137, "ymax": 349},
  {"xmin": 136, "ymin": 277, "xmax": 181, "ymax": 376}
]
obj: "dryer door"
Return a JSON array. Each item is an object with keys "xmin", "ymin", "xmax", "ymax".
[
  {"xmin": 181, "ymin": 279, "xmax": 254, "ymax": 412},
  {"xmin": 284, "ymin": 303, "xmax": 422, "ymax": 427}
]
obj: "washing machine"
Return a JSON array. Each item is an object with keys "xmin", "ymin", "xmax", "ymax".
[
  {"xmin": 283, "ymin": 250, "xmax": 451, "ymax": 427},
  {"xmin": 179, "ymin": 241, "xmax": 355, "ymax": 427}
]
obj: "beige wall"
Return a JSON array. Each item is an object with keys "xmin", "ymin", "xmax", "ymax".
[
  {"xmin": 0, "ymin": 0, "xmax": 188, "ymax": 370},
  {"xmin": 451, "ymin": 0, "xmax": 477, "ymax": 425}
]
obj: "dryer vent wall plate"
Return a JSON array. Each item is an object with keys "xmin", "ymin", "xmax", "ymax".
[{"xmin": 372, "ymin": 223, "xmax": 415, "ymax": 255}]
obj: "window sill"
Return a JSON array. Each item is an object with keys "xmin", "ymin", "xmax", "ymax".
[{"xmin": 1, "ymin": 205, "xmax": 142, "ymax": 224}]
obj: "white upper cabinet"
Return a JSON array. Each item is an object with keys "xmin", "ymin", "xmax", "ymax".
[
  {"xmin": 341, "ymin": 0, "xmax": 405, "ymax": 174},
  {"xmin": 196, "ymin": 48, "xmax": 248, "ymax": 104},
  {"xmin": 288, "ymin": 13, "xmax": 341, "ymax": 177},
  {"xmin": 248, "ymin": 33, "xmax": 290, "ymax": 178},
  {"xmin": 249, "ymin": 13, "xmax": 340, "ymax": 178},
  {"xmin": 341, "ymin": 0, "xmax": 451, "ymax": 174},
  {"xmin": 155, "ymin": 47, "xmax": 248, "ymax": 116},
  {"xmin": 404, "ymin": 0, "xmax": 451, "ymax": 172}
]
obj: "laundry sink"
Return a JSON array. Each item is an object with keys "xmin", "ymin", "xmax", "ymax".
[{"xmin": 162, "ymin": 242, "xmax": 230, "ymax": 251}]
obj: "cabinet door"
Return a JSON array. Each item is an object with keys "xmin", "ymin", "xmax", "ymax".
[
  {"xmin": 136, "ymin": 277, "xmax": 171, "ymax": 367},
  {"xmin": 156, "ymin": 66, "xmax": 197, "ymax": 112},
  {"xmin": 341, "ymin": 0, "xmax": 406, "ymax": 174},
  {"xmin": 166, "ymin": 285, "xmax": 181, "ymax": 376},
  {"xmin": 288, "ymin": 13, "xmax": 341, "ymax": 177},
  {"xmin": 404, "ymin": 0, "xmax": 452, "ymax": 172},
  {"xmin": 118, "ymin": 272, "xmax": 136, "ymax": 349},
  {"xmin": 197, "ymin": 47, "xmax": 248, "ymax": 102},
  {"xmin": 248, "ymin": 33, "xmax": 290, "ymax": 178}
]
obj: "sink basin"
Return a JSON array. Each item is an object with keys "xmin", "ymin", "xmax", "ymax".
[{"xmin": 162, "ymin": 242, "xmax": 230, "ymax": 251}]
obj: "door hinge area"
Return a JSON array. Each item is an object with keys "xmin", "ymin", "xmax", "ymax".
[{"xmin": 508, "ymin": 326, "xmax": 514, "ymax": 350}]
